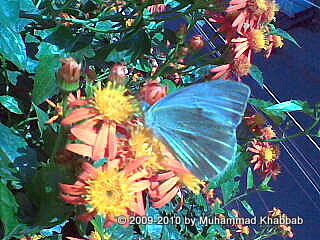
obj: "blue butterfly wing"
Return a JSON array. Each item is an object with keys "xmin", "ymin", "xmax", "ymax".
[{"xmin": 145, "ymin": 80, "xmax": 251, "ymax": 180}]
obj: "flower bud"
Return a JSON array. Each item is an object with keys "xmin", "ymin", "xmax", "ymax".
[
  {"xmin": 190, "ymin": 35, "xmax": 205, "ymax": 51},
  {"xmin": 57, "ymin": 57, "xmax": 81, "ymax": 91},
  {"xmin": 108, "ymin": 64, "xmax": 128, "ymax": 84},
  {"xmin": 140, "ymin": 78, "xmax": 167, "ymax": 105}
]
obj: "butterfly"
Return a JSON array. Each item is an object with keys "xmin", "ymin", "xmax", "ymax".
[{"xmin": 145, "ymin": 80, "xmax": 251, "ymax": 180}]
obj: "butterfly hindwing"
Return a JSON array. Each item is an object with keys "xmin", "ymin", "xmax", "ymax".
[{"xmin": 145, "ymin": 80, "xmax": 251, "ymax": 179}]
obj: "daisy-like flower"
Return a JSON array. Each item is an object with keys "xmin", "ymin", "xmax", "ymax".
[
  {"xmin": 260, "ymin": 126, "xmax": 277, "ymax": 139},
  {"xmin": 232, "ymin": 28, "xmax": 267, "ymax": 59},
  {"xmin": 62, "ymin": 82, "xmax": 140, "ymax": 161},
  {"xmin": 210, "ymin": 53, "xmax": 252, "ymax": 81},
  {"xmin": 247, "ymin": 140, "xmax": 280, "ymax": 170},
  {"xmin": 45, "ymin": 99, "xmax": 63, "ymax": 124},
  {"xmin": 268, "ymin": 207, "xmax": 283, "ymax": 218},
  {"xmin": 149, "ymin": 168, "xmax": 205, "ymax": 208},
  {"xmin": 60, "ymin": 162, "xmax": 150, "ymax": 225}
]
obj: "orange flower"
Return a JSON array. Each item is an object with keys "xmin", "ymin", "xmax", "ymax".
[
  {"xmin": 59, "ymin": 13, "xmax": 76, "ymax": 27},
  {"xmin": 279, "ymin": 224, "xmax": 294, "ymax": 238},
  {"xmin": 140, "ymin": 79, "xmax": 167, "ymax": 105},
  {"xmin": 210, "ymin": 53, "xmax": 252, "ymax": 80},
  {"xmin": 265, "ymin": 34, "xmax": 284, "ymax": 58},
  {"xmin": 232, "ymin": 29, "xmax": 267, "ymax": 59},
  {"xmin": 262, "ymin": 161, "xmax": 281, "ymax": 179},
  {"xmin": 60, "ymin": 162, "xmax": 149, "ymax": 225},
  {"xmin": 62, "ymin": 82, "xmax": 140, "ymax": 161},
  {"xmin": 247, "ymin": 140, "xmax": 280, "ymax": 170},
  {"xmin": 149, "ymin": 167, "xmax": 205, "ymax": 208}
]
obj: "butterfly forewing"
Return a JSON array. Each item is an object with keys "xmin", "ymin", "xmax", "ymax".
[{"xmin": 145, "ymin": 80, "xmax": 251, "ymax": 180}]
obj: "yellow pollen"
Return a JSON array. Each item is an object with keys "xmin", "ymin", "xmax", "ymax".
[
  {"xmin": 85, "ymin": 167, "xmax": 135, "ymax": 218},
  {"xmin": 249, "ymin": 0, "xmax": 268, "ymax": 15},
  {"xmin": 179, "ymin": 173, "xmax": 205, "ymax": 194},
  {"xmin": 94, "ymin": 82, "xmax": 139, "ymax": 123},
  {"xmin": 31, "ymin": 235, "xmax": 44, "ymax": 240},
  {"xmin": 130, "ymin": 128, "xmax": 166, "ymax": 171},
  {"xmin": 262, "ymin": 146, "xmax": 279, "ymax": 162},
  {"xmin": 248, "ymin": 29, "xmax": 267, "ymax": 52}
]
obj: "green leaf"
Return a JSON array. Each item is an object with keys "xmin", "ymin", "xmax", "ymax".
[
  {"xmin": 0, "ymin": 95, "xmax": 24, "ymax": 114},
  {"xmin": 161, "ymin": 79, "xmax": 179, "ymax": 93},
  {"xmin": 106, "ymin": 30, "xmax": 151, "ymax": 62},
  {"xmin": 249, "ymin": 65, "xmax": 264, "ymax": 88},
  {"xmin": 33, "ymin": 103, "xmax": 49, "ymax": 136},
  {"xmin": 268, "ymin": 28, "xmax": 301, "ymax": 48},
  {"xmin": 0, "ymin": 0, "xmax": 20, "ymax": 28},
  {"xmin": 6, "ymin": 70, "xmax": 21, "ymax": 86},
  {"xmin": 32, "ymin": 42, "xmax": 63, "ymax": 104},
  {"xmin": 246, "ymin": 167, "xmax": 254, "ymax": 190},
  {"xmin": 26, "ymin": 163, "xmax": 74, "ymax": 227},
  {"xmin": 0, "ymin": 182, "xmax": 20, "ymax": 235},
  {"xmin": 241, "ymin": 200, "xmax": 255, "ymax": 216},
  {"xmin": 265, "ymin": 100, "xmax": 306, "ymax": 112},
  {"xmin": 248, "ymin": 98, "xmax": 287, "ymax": 125},
  {"xmin": 221, "ymin": 179, "xmax": 240, "ymax": 203},
  {"xmin": 0, "ymin": 27, "xmax": 27, "ymax": 70},
  {"xmin": 93, "ymin": 158, "xmax": 108, "ymax": 168},
  {"xmin": 133, "ymin": 58, "xmax": 153, "ymax": 72},
  {"xmin": 258, "ymin": 176, "xmax": 274, "ymax": 192},
  {"xmin": 0, "ymin": 123, "xmax": 39, "ymax": 182}
]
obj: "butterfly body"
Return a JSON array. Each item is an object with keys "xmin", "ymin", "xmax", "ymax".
[{"xmin": 145, "ymin": 80, "xmax": 251, "ymax": 180}]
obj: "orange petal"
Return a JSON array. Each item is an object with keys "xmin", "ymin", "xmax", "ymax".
[
  {"xmin": 132, "ymin": 191, "xmax": 146, "ymax": 216},
  {"xmin": 130, "ymin": 180, "xmax": 150, "ymax": 192},
  {"xmin": 210, "ymin": 64, "xmax": 230, "ymax": 72},
  {"xmin": 60, "ymin": 183, "xmax": 86, "ymax": 195},
  {"xmin": 60, "ymin": 194, "xmax": 86, "ymax": 205},
  {"xmin": 107, "ymin": 122, "xmax": 117, "ymax": 160},
  {"xmin": 66, "ymin": 143, "xmax": 93, "ymax": 157},
  {"xmin": 61, "ymin": 107, "xmax": 97, "ymax": 125},
  {"xmin": 92, "ymin": 122, "xmax": 109, "ymax": 161},
  {"xmin": 128, "ymin": 168, "xmax": 149, "ymax": 182},
  {"xmin": 152, "ymin": 186, "xmax": 179, "ymax": 208},
  {"xmin": 125, "ymin": 156, "xmax": 149, "ymax": 174},
  {"xmin": 71, "ymin": 125, "xmax": 98, "ymax": 145},
  {"xmin": 78, "ymin": 211, "xmax": 96, "ymax": 222},
  {"xmin": 152, "ymin": 171, "xmax": 175, "ymax": 181},
  {"xmin": 157, "ymin": 177, "xmax": 180, "ymax": 198}
]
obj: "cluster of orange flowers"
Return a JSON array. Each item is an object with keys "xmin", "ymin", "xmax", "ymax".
[
  {"xmin": 268, "ymin": 207, "xmax": 294, "ymax": 238},
  {"xmin": 208, "ymin": 0, "xmax": 284, "ymax": 80},
  {"xmin": 245, "ymin": 113, "xmax": 281, "ymax": 179},
  {"xmin": 54, "ymin": 65, "xmax": 205, "ymax": 226},
  {"xmin": 205, "ymin": 189, "xmax": 250, "ymax": 238}
]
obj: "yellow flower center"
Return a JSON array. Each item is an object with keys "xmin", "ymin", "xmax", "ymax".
[
  {"xmin": 179, "ymin": 173, "xmax": 205, "ymax": 194},
  {"xmin": 249, "ymin": 0, "xmax": 268, "ymax": 15},
  {"xmin": 248, "ymin": 29, "xmax": 267, "ymax": 52},
  {"xmin": 262, "ymin": 146, "xmax": 279, "ymax": 162},
  {"xmin": 130, "ymin": 128, "xmax": 165, "ymax": 171},
  {"xmin": 85, "ymin": 167, "xmax": 135, "ymax": 218},
  {"xmin": 94, "ymin": 82, "xmax": 139, "ymax": 123}
]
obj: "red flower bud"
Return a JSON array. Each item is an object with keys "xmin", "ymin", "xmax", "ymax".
[
  {"xmin": 140, "ymin": 79, "xmax": 167, "ymax": 105},
  {"xmin": 190, "ymin": 35, "xmax": 205, "ymax": 51},
  {"xmin": 108, "ymin": 64, "xmax": 128, "ymax": 84}
]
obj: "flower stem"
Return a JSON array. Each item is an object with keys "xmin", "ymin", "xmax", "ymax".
[{"xmin": 256, "ymin": 118, "xmax": 320, "ymax": 143}]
